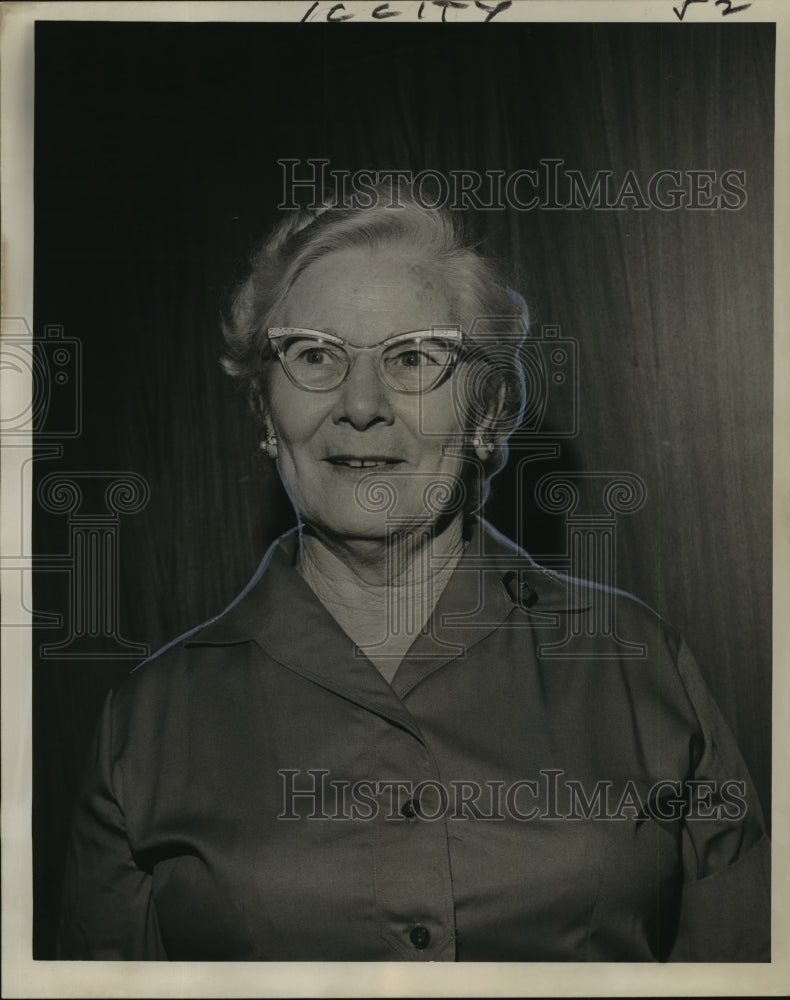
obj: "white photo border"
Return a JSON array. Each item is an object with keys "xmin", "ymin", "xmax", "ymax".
[{"xmin": 2, "ymin": 1, "xmax": 788, "ymax": 997}]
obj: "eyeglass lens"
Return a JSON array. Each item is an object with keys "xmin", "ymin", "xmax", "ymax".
[{"xmin": 277, "ymin": 335, "xmax": 459, "ymax": 392}]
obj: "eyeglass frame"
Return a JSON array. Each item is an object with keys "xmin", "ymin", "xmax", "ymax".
[{"xmin": 266, "ymin": 325, "xmax": 465, "ymax": 394}]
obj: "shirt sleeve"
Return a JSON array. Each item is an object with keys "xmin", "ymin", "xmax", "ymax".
[
  {"xmin": 667, "ymin": 640, "xmax": 770, "ymax": 962},
  {"xmin": 57, "ymin": 689, "xmax": 168, "ymax": 960}
]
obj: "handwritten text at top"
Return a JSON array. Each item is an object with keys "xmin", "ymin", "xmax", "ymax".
[
  {"xmin": 673, "ymin": 0, "xmax": 752, "ymax": 20},
  {"xmin": 301, "ymin": 1, "xmax": 512, "ymax": 23}
]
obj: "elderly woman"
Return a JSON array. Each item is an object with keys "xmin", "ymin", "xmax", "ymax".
[{"xmin": 58, "ymin": 187, "xmax": 769, "ymax": 962}]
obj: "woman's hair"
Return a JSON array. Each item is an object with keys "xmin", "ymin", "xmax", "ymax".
[{"xmin": 221, "ymin": 181, "xmax": 528, "ymax": 510}]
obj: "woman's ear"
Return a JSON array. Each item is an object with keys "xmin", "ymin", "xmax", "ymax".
[
  {"xmin": 248, "ymin": 375, "xmax": 266, "ymax": 424},
  {"xmin": 472, "ymin": 381, "xmax": 508, "ymax": 459}
]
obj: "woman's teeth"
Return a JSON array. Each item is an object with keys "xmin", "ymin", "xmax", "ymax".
[{"xmin": 337, "ymin": 459, "xmax": 391, "ymax": 468}]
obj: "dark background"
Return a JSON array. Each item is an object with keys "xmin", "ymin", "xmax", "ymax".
[{"xmin": 32, "ymin": 20, "xmax": 774, "ymax": 958}]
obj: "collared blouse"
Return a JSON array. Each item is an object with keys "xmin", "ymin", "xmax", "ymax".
[{"xmin": 58, "ymin": 520, "xmax": 770, "ymax": 961}]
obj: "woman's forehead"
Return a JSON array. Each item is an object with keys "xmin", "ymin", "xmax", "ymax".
[{"xmin": 280, "ymin": 246, "xmax": 458, "ymax": 339}]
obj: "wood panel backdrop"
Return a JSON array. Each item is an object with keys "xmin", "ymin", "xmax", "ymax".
[{"xmin": 32, "ymin": 21, "xmax": 774, "ymax": 957}]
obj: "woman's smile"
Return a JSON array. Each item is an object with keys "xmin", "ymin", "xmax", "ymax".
[{"xmin": 324, "ymin": 456, "xmax": 404, "ymax": 470}]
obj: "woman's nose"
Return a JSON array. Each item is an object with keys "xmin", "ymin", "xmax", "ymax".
[{"xmin": 331, "ymin": 354, "xmax": 395, "ymax": 430}]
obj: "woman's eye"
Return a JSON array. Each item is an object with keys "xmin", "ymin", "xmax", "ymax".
[
  {"xmin": 393, "ymin": 349, "xmax": 435, "ymax": 367},
  {"xmin": 289, "ymin": 345, "xmax": 336, "ymax": 366}
]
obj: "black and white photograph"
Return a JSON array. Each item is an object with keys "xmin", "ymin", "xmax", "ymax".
[{"xmin": 1, "ymin": 0, "xmax": 787, "ymax": 996}]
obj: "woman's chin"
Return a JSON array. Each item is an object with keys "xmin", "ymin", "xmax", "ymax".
[{"xmin": 301, "ymin": 510, "xmax": 452, "ymax": 545}]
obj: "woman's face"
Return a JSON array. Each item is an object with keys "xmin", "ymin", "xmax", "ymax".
[{"xmin": 264, "ymin": 245, "xmax": 470, "ymax": 541}]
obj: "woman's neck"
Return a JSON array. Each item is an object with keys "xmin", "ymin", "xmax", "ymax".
[{"xmin": 295, "ymin": 517, "xmax": 468, "ymax": 682}]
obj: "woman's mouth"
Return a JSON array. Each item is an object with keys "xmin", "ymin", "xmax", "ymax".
[{"xmin": 325, "ymin": 457, "xmax": 403, "ymax": 469}]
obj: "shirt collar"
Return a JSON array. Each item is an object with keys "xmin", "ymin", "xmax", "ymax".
[
  {"xmin": 185, "ymin": 517, "xmax": 589, "ymax": 652},
  {"xmin": 181, "ymin": 519, "xmax": 590, "ymax": 736}
]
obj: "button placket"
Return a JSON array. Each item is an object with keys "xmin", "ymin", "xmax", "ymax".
[{"xmin": 374, "ymin": 730, "xmax": 456, "ymax": 960}]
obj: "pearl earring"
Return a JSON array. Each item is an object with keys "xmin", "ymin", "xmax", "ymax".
[
  {"xmin": 259, "ymin": 434, "xmax": 278, "ymax": 460},
  {"xmin": 473, "ymin": 432, "xmax": 494, "ymax": 460}
]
